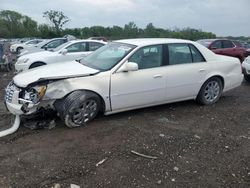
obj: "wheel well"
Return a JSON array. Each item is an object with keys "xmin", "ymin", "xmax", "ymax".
[
  {"xmin": 29, "ymin": 62, "xmax": 46, "ymax": 69},
  {"xmin": 59, "ymin": 90, "xmax": 106, "ymax": 113},
  {"xmin": 211, "ymin": 75, "xmax": 224, "ymax": 89}
]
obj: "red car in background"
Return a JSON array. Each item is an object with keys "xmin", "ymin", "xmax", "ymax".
[{"xmin": 197, "ymin": 39, "xmax": 246, "ymax": 62}]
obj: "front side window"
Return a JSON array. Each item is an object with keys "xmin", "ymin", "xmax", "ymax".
[
  {"xmin": 81, "ymin": 42, "xmax": 135, "ymax": 71},
  {"xmin": 89, "ymin": 42, "xmax": 105, "ymax": 51},
  {"xmin": 66, "ymin": 42, "xmax": 86, "ymax": 53},
  {"xmin": 128, "ymin": 45, "xmax": 163, "ymax": 69}
]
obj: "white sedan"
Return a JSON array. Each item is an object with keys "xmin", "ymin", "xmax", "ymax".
[
  {"xmin": 10, "ymin": 39, "xmax": 43, "ymax": 53},
  {"xmin": 15, "ymin": 39, "xmax": 106, "ymax": 72},
  {"xmin": 242, "ymin": 56, "xmax": 250, "ymax": 82},
  {"xmin": 3, "ymin": 38, "xmax": 243, "ymax": 136}
]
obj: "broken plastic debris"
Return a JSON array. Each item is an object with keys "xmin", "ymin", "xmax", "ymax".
[
  {"xmin": 70, "ymin": 184, "xmax": 80, "ymax": 188},
  {"xmin": 96, "ymin": 158, "xmax": 107, "ymax": 167},
  {"xmin": 131, "ymin": 150, "xmax": 158, "ymax": 159}
]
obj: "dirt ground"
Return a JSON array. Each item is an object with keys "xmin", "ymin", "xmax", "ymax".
[{"xmin": 0, "ymin": 70, "xmax": 250, "ymax": 188}]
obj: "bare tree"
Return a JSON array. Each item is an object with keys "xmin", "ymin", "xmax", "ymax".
[{"xmin": 43, "ymin": 10, "xmax": 70, "ymax": 32}]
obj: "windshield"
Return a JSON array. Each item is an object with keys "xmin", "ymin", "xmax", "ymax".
[
  {"xmin": 80, "ymin": 42, "xmax": 136, "ymax": 71},
  {"xmin": 52, "ymin": 41, "xmax": 72, "ymax": 51}
]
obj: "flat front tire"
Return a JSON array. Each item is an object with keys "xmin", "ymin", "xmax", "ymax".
[
  {"xmin": 56, "ymin": 91, "xmax": 101, "ymax": 128},
  {"xmin": 197, "ymin": 77, "xmax": 223, "ymax": 105}
]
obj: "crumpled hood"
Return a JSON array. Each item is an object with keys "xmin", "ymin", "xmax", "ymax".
[{"xmin": 14, "ymin": 61, "xmax": 99, "ymax": 88}]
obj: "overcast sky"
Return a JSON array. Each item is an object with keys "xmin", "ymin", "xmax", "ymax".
[{"xmin": 0, "ymin": 0, "xmax": 249, "ymax": 36}]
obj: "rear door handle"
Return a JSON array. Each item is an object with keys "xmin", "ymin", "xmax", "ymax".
[{"xmin": 153, "ymin": 74, "xmax": 162, "ymax": 78}]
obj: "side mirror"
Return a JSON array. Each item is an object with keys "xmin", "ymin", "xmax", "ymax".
[
  {"xmin": 61, "ymin": 49, "xmax": 68, "ymax": 55},
  {"xmin": 117, "ymin": 62, "xmax": 138, "ymax": 73}
]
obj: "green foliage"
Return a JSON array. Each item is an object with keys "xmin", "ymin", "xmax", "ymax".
[
  {"xmin": 0, "ymin": 10, "xmax": 38, "ymax": 38},
  {"xmin": 0, "ymin": 10, "xmax": 219, "ymax": 41}
]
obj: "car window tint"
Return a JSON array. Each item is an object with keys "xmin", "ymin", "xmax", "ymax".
[
  {"xmin": 168, "ymin": 44, "xmax": 192, "ymax": 65},
  {"xmin": 89, "ymin": 42, "xmax": 104, "ymax": 51},
  {"xmin": 211, "ymin": 41, "xmax": 222, "ymax": 49},
  {"xmin": 129, "ymin": 45, "xmax": 162, "ymax": 69},
  {"xmin": 223, "ymin": 40, "xmax": 234, "ymax": 48},
  {"xmin": 66, "ymin": 42, "xmax": 86, "ymax": 53},
  {"xmin": 189, "ymin": 44, "xmax": 206, "ymax": 62},
  {"xmin": 45, "ymin": 39, "xmax": 64, "ymax": 48}
]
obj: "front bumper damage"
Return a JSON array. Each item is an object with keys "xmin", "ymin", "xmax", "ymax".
[{"xmin": 0, "ymin": 82, "xmax": 41, "ymax": 137}]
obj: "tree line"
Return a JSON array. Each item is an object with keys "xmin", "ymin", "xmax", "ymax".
[{"xmin": 0, "ymin": 10, "xmax": 227, "ymax": 41}]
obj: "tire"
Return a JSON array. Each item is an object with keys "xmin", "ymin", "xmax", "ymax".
[
  {"xmin": 55, "ymin": 91, "xmax": 101, "ymax": 128},
  {"xmin": 197, "ymin": 77, "xmax": 223, "ymax": 105},
  {"xmin": 244, "ymin": 74, "xmax": 250, "ymax": 82},
  {"xmin": 16, "ymin": 47, "xmax": 23, "ymax": 53},
  {"xmin": 29, "ymin": 62, "xmax": 46, "ymax": 69}
]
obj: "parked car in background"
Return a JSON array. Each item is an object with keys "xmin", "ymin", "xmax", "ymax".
[
  {"xmin": 19, "ymin": 38, "xmax": 69, "ymax": 57},
  {"xmin": 10, "ymin": 39, "xmax": 44, "ymax": 53},
  {"xmin": 242, "ymin": 56, "xmax": 250, "ymax": 82},
  {"xmin": 15, "ymin": 40, "xmax": 106, "ymax": 72},
  {"xmin": 88, "ymin": 37, "xmax": 108, "ymax": 42},
  {"xmin": 197, "ymin": 39, "xmax": 246, "ymax": 62},
  {"xmin": 5, "ymin": 38, "xmax": 243, "ymax": 132}
]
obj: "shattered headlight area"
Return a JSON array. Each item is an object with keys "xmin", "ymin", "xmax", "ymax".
[
  {"xmin": 5, "ymin": 81, "xmax": 47, "ymax": 114},
  {"xmin": 19, "ymin": 85, "xmax": 47, "ymax": 105}
]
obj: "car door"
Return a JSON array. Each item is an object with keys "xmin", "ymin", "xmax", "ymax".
[
  {"xmin": 210, "ymin": 40, "xmax": 224, "ymax": 55},
  {"xmin": 221, "ymin": 40, "xmax": 236, "ymax": 57},
  {"xmin": 110, "ymin": 44, "xmax": 167, "ymax": 111},
  {"xmin": 164, "ymin": 43, "xmax": 209, "ymax": 101}
]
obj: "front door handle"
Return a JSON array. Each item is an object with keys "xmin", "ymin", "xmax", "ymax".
[
  {"xmin": 153, "ymin": 74, "xmax": 162, "ymax": 78},
  {"xmin": 199, "ymin": 69, "xmax": 206, "ymax": 72}
]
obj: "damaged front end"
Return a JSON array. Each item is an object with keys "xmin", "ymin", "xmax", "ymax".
[{"xmin": 1, "ymin": 81, "xmax": 48, "ymax": 137}]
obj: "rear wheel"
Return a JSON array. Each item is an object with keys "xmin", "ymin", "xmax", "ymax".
[
  {"xmin": 197, "ymin": 77, "xmax": 223, "ymax": 105},
  {"xmin": 55, "ymin": 91, "xmax": 101, "ymax": 128},
  {"xmin": 244, "ymin": 74, "xmax": 250, "ymax": 82}
]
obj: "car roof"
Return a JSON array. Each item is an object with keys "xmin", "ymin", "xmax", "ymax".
[
  {"xmin": 68, "ymin": 39, "xmax": 107, "ymax": 44},
  {"xmin": 115, "ymin": 38, "xmax": 194, "ymax": 47}
]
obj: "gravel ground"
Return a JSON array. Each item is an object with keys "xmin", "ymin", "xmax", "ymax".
[{"xmin": 0, "ymin": 70, "xmax": 250, "ymax": 188}]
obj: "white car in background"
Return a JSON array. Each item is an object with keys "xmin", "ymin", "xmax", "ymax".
[
  {"xmin": 19, "ymin": 38, "xmax": 69, "ymax": 57},
  {"xmin": 10, "ymin": 39, "xmax": 44, "ymax": 53},
  {"xmin": 242, "ymin": 56, "xmax": 250, "ymax": 82},
  {"xmin": 3, "ymin": 38, "xmax": 243, "ymax": 136},
  {"xmin": 15, "ymin": 40, "xmax": 106, "ymax": 72}
]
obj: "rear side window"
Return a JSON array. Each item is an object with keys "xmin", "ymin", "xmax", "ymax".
[
  {"xmin": 223, "ymin": 40, "xmax": 234, "ymax": 48},
  {"xmin": 89, "ymin": 42, "xmax": 104, "ymax": 51},
  {"xmin": 168, "ymin": 43, "xmax": 205, "ymax": 65},
  {"xmin": 189, "ymin": 44, "xmax": 206, "ymax": 62},
  {"xmin": 211, "ymin": 40, "xmax": 222, "ymax": 49}
]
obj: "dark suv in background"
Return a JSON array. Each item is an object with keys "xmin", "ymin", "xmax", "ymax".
[{"xmin": 197, "ymin": 39, "xmax": 246, "ymax": 62}]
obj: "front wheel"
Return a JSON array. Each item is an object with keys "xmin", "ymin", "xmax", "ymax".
[
  {"xmin": 197, "ymin": 77, "xmax": 223, "ymax": 105},
  {"xmin": 55, "ymin": 91, "xmax": 101, "ymax": 128}
]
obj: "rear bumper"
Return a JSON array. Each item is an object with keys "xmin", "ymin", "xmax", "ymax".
[{"xmin": 242, "ymin": 62, "xmax": 250, "ymax": 75}]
